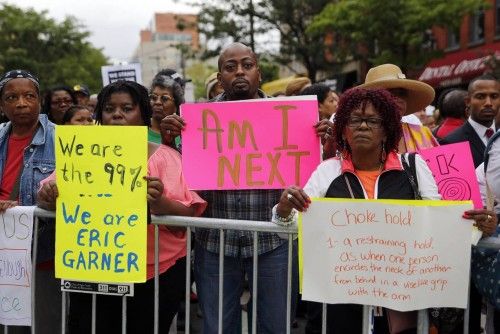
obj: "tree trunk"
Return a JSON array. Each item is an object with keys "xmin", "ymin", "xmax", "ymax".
[{"xmin": 249, "ymin": 0, "xmax": 255, "ymax": 51}]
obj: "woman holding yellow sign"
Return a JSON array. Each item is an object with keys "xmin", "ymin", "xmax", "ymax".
[
  {"xmin": 37, "ymin": 80, "xmax": 206, "ymax": 333},
  {"xmin": 273, "ymin": 87, "xmax": 496, "ymax": 333}
]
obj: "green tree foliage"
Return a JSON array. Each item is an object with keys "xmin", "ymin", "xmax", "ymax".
[
  {"xmin": 185, "ymin": 61, "xmax": 217, "ymax": 100},
  {"xmin": 0, "ymin": 4, "xmax": 108, "ymax": 93},
  {"xmin": 308, "ymin": 0, "xmax": 487, "ymax": 71},
  {"xmin": 256, "ymin": 0, "xmax": 333, "ymax": 82},
  {"xmin": 194, "ymin": 0, "xmax": 331, "ymax": 81},
  {"xmin": 196, "ymin": 0, "xmax": 269, "ymax": 57},
  {"xmin": 259, "ymin": 55, "xmax": 280, "ymax": 84}
]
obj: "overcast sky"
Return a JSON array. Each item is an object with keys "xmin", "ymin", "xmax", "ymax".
[{"xmin": 5, "ymin": 0, "xmax": 197, "ymax": 63}]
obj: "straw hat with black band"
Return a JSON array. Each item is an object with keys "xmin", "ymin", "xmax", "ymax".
[
  {"xmin": 358, "ymin": 64, "xmax": 435, "ymax": 115},
  {"xmin": 205, "ymin": 72, "xmax": 219, "ymax": 99}
]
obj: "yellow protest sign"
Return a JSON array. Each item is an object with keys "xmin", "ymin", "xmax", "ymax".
[{"xmin": 55, "ymin": 126, "xmax": 148, "ymax": 283}]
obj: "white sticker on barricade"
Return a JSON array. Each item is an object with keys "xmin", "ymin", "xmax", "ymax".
[
  {"xmin": 0, "ymin": 206, "xmax": 35, "ymax": 326},
  {"xmin": 61, "ymin": 280, "xmax": 134, "ymax": 297}
]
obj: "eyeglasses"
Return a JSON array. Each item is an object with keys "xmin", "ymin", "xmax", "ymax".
[
  {"xmin": 149, "ymin": 94, "xmax": 173, "ymax": 104},
  {"xmin": 347, "ymin": 117, "xmax": 384, "ymax": 129},
  {"xmin": 51, "ymin": 98, "xmax": 73, "ymax": 106}
]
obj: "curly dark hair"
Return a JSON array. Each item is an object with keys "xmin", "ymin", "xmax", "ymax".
[
  {"xmin": 334, "ymin": 88, "xmax": 402, "ymax": 155},
  {"xmin": 95, "ymin": 80, "xmax": 152, "ymax": 127},
  {"xmin": 300, "ymin": 83, "xmax": 331, "ymax": 104},
  {"xmin": 41, "ymin": 85, "xmax": 77, "ymax": 123}
]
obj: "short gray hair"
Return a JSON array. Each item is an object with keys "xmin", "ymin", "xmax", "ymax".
[{"xmin": 150, "ymin": 75, "xmax": 185, "ymax": 112}]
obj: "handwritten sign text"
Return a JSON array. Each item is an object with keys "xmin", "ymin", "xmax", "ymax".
[
  {"xmin": 55, "ymin": 126, "xmax": 148, "ymax": 283},
  {"xmin": 300, "ymin": 199, "xmax": 472, "ymax": 311},
  {"xmin": 181, "ymin": 97, "xmax": 321, "ymax": 190}
]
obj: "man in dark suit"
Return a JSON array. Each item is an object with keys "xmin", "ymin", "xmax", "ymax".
[
  {"xmin": 442, "ymin": 74, "xmax": 500, "ymax": 168},
  {"xmin": 442, "ymin": 73, "xmax": 499, "ymax": 334}
]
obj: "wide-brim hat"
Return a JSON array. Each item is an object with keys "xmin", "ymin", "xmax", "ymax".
[
  {"xmin": 358, "ymin": 64, "xmax": 435, "ymax": 115},
  {"xmin": 205, "ymin": 72, "xmax": 219, "ymax": 99}
]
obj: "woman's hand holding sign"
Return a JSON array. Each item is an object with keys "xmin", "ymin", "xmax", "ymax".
[
  {"xmin": 276, "ymin": 185, "xmax": 311, "ymax": 219},
  {"xmin": 37, "ymin": 180, "xmax": 59, "ymax": 211},
  {"xmin": 145, "ymin": 176, "xmax": 164, "ymax": 206},
  {"xmin": 0, "ymin": 200, "xmax": 17, "ymax": 213},
  {"xmin": 144, "ymin": 175, "xmax": 196, "ymax": 220},
  {"xmin": 314, "ymin": 118, "xmax": 335, "ymax": 145},
  {"xmin": 160, "ymin": 114, "xmax": 185, "ymax": 145},
  {"xmin": 463, "ymin": 208, "xmax": 498, "ymax": 237}
]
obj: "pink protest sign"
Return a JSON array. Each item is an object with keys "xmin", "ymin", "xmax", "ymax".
[
  {"xmin": 181, "ymin": 97, "xmax": 321, "ymax": 190},
  {"xmin": 419, "ymin": 142, "xmax": 482, "ymax": 208}
]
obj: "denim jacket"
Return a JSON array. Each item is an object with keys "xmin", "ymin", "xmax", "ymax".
[
  {"xmin": 0, "ymin": 114, "xmax": 55, "ymax": 263},
  {"xmin": 0, "ymin": 114, "xmax": 55, "ymax": 204}
]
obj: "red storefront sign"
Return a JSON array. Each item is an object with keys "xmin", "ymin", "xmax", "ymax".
[{"xmin": 418, "ymin": 42, "xmax": 500, "ymax": 87}]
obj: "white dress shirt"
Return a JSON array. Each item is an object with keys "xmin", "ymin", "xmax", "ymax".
[{"xmin": 468, "ymin": 117, "xmax": 496, "ymax": 146}]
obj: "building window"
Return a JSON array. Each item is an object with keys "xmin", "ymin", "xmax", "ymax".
[
  {"xmin": 496, "ymin": 0, "xmax": 500, "ymax": 36},
  {"xmin": 153, "ymin": 33, "xmax": 192, "ymax": 43},
  {"xmin": 469, "ymin": 10, "xmax": 485, "ymax": 44},
  {"xmin": 447, "ymin": 30, "xmax": 459, "ymax": 50}
]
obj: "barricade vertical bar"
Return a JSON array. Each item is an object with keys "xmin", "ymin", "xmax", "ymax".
[
  {"xmin": 121, "ymin": 295, "xmax": 127, "ymax": 334},
  {"xmin": 218, "ymin": 229, "xmax": 225, "ymax": 334},
  {"xmin": 185, "ymin": 226, "xmax": 192, "ymax": 333},
  {"xmin": 362, "ymin": 305, "xmax": 371, "ymax": 334},
  {"xmin": 321, "ymin": 303, "xmax": 327, "ymax": 334},
  {"xmin": 286, "ymin": 237, "xmax": 293, "ymax": 334},
  {"xmin": 154, "ymin": 225, "xmax": 160, "ymax": 334},
  {"xmin": 417, "ymin": 309, "xmax": 429, "ymax": 334},
  {"xmin": 4, "ymin": 326, "xmax": 7, "ymax": 334},
  {"xmin": 464, "ymin": 290, "xmax": 470, "ymax": 334},
  {"xmin": 91, "ymin": 293, "xmax": 96, "ymax": 334},
  {"xmin": 61, "ymin": 292, "xmax": 66, "ymax": 334},
  {"xmin": 251, "ymin": 231, "xmax": 258, "ymax": 334},
  {"xmin": 31, "ymin": 217, "xmax": 39, "ymax": 334}
]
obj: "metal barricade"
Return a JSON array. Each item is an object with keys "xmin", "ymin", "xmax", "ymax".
[{"xmin": 3, "ymin": 207, "xmax": 498, "ymax": 334}]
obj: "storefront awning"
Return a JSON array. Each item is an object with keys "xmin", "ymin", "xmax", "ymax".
[{"xmin": 418, "ymin": 42, "xmax": 500, "ymax": 88}]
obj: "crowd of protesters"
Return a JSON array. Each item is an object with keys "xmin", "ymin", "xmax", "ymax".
[{"xmin": 0, "ymin": 41, "xmax": 499, "ymax": 334}]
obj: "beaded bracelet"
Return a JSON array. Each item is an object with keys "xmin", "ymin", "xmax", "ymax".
[{"xmin": 272, "ymin": 206, "xmax": 296, "ymax": 226}]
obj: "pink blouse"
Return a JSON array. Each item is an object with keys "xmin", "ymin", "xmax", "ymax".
[{"xmin": 146, "ymin": 145, "xmax": 206, "ymax": 279}]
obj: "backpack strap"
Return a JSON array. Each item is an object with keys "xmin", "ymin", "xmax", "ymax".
[
  {"xmin": 484, "ymin": 131, "xmax": 500, "ymax": 173},
  {"xmin": 401, "ymin": 153, "xmax": 422, "ymax": 200},
  {"xmin": 483, "ymin": 131, "xmax": 500, "ymax": 213}
]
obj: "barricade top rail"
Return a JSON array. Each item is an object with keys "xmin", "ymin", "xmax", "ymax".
[
  {"xmin": 150, "ymin": 215, "xmax": 298, "ymax": 234},
  {"xmin": 33, "ymin": 207, "xmax": 298, "ymax": 234},
  {"xmin": 33, "ymin": 207, "xmax": 500, "ymax": 246}
]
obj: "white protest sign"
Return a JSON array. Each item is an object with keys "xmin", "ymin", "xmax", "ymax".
[
  {"xmin": 0, "ymin": 206, "xmax": 35, "ymax": 326},
  {"xmin": 300, "ymin": 199, "xmax": 472, "ymax": 312},
  {"xmin": 101, "ymin": 63, "xmax": 142, "ymax": 86}
]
